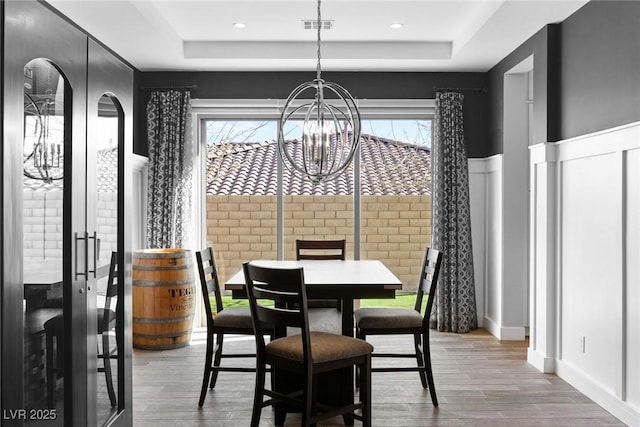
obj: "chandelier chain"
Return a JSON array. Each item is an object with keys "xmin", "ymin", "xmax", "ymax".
[{"xmin": 316, "ymin": 0, "xmax": 322, "ymax": 80}]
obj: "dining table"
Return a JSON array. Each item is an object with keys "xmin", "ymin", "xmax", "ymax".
[{"xmin": 224, "ymin": 259, "xmax": 403, "ymax": 425}]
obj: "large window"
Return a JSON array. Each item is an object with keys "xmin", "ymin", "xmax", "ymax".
[{"xmin": 195, "ymin": 100, "xmax": 433, "ymax": 289}]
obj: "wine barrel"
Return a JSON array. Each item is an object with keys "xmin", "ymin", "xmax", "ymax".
[{"xmin": 132, "ymin": 249, "xmax": 196, "ymax": 350}]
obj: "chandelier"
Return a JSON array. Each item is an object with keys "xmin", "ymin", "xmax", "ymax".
[
  {"xmin": 278, "ymin": 0, "xmax": 361, "ymax": 184},
  {"xmin": 23, "ymin": 91, "xmax": 63, "ymax": 183},
  {"xmin": 23, "ymin": 61, "xmax": 64, "ymax": 183}
]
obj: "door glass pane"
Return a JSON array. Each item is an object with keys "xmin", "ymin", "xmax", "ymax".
[
  {"xmin": 95, "ymin": 94, "xmax": 120, "ymax": 425},
  {"xmin": 23, "ymin": 58, "xmax": 66, "ymax": 426},
  {"xmin": 359, "ymin": 119, "xmax": 433, "ymax": 289}
]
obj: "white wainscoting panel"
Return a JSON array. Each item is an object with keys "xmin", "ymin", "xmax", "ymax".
[
  {"xmin": 560, "ymin": 152, "xmax": 621, "ymax": 392},
  {"xmin": 625, "ymin": 147, "xmax": 639, "ymax": 412},
  {"xmin": 469, "ymin": 156, "xmax": 503, "ymax": 335},
  {"xmin": 529, "ymin": 122, "xmax": 640, "ymax": 426},
  {"xmin": 528, "ymin": 144, "xmax": 558, "ymax": 373}
]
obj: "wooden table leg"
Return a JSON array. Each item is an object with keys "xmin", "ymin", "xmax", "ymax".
[{"xmin": 341, "ymin": 298, "xmax": 355, "ymax": 426}]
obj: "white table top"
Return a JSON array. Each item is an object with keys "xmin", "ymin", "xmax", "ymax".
[{"xmin": 225, "ymin": 259, "xmax": 402, "ymax": 290}]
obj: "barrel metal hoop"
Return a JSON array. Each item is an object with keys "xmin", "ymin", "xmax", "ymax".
[
  {"xmin": 133, "ymin": 314, "xmax": 195, "ymax": 324},
  {"xmin": 133, "ymin": 251, "xmax": 191, "ymax": 259},
  {"xmin": 132, "ymin": 279, "xmax": 194, "ymax": 286},
  {"xmin": 132, "ymin": 330, "xmax": 192, "ymax": 339},
  {"xmin": 132, "ymin": 264, "xmax": 191, "ymax": 271}
]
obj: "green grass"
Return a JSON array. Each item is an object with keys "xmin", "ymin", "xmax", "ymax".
[
  {"xmin": 214, "ymin": 292, "xmax": 424, "ymax": 313},
  {"xmin": 359, "ymin": 292, "xmax": 417, "ymax": 309}
]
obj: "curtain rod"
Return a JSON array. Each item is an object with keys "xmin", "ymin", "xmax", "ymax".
[
  {"xmin": 433, "ymin": 86, "xmax": 488, "ymax": 93},
  {"xmin": 140, "ymin": 85, "xmax": 197, "ymax": 91}
]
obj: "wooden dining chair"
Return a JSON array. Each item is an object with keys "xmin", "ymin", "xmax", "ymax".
[
  {"xmin": 97, "ymin": 251, "xmax": 118, "ymax": 407},
  {"xmin": 295, "ymin": 239, "xmax": 345, "ymax": 310},
  {"xmin": 295, "ymin": 239, "xmax": 346, "ymax": 261},
  {"xmin": 243, "ymin": 261, "xmax": 373, "ymax": 427},
  {"xmin": 354, "ymin": 247, "xmax": 443, "ymax": 406},
  {"xmin": 45, "ymin": 251, "xmax": 119, "ymax": 408},
  {"xmin": 196, "ymin": 247, "xmax": 272, "ymax": 407}
]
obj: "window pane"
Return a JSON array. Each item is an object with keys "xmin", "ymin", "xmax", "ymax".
[
  {"xmin": 360, "ymin": 119, "xmax": 432, "ymax": 290},
  {"xmin": 204, "ymin": 120, "xmax": 278, "ymax": 283},
  {"xmin": 202, "ymin": 114, "xmax": 433, "ymax": 291},
  {"xmin": 281, "ymin": 119, "xmax": 354, "ymax": 259}
]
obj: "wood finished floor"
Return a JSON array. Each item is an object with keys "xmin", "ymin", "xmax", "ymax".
[{"xmin": 132, "ymin": 311, "xmax": 625, "ymax": 427}]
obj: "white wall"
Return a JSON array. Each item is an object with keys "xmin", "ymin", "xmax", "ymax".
[
  {"xmin": 528, "ymin": 122, "xmax": 640, "ymax": 426},
  {"xmin": 132, "ymin": 154, "xmax": 148, "ymax": 251}
]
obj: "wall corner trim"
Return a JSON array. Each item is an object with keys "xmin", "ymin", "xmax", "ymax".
[
  {"xmin": 132, "ymin": 154, "xmax": 149, "ymax": 173},
  {"xmin": 527, "ymin": 347, "xmax": 556, "ymax": 374},
  {"xmin": 529, "ymin": 141, "xmax": 558, "ymax": 164}
]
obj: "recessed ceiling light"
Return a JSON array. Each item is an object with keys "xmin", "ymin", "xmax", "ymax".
[
  {"xmin": 390, "ymin": 23, "xmax": 403, "ymax": 29},
  {"xmin": 233, "ymin": 22, "xmax": 246, "ymax": 29}
]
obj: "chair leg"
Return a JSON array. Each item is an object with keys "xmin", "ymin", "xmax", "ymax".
[
  {"xmin": 250, "ymin": 360, "xmax": 266, "ymax": 427},
  {"xmin": 355, "ymin": 330, "xmax": 364, "ymax": 386},
  {"xmin": 301, "ymin": 371, "xmax": 314, "ymax": 427},
  {"xmin": 198, "ymin": 332, "xmax": 214, "ymax": 406},
  {"xmin": 46, "ymin": 332, "xmax": 55, "ymax": 408},
  {"xmin": 209, "ymin": 333, "xmax": 224, "ymax": 389},
  {"xmin": 360, "ymin": 355, "xmax": 372, "ymax": 427},
  {"xmin": 422, "ymin": 331, "xmax": 438, "ymax": 406},
  {"xmin": 102, "ymin": 333, "xmax": 117, "ymax": 407},
  {"xmin": 413, "ymin": 333, "xmax": 428, "ymax": 389}
]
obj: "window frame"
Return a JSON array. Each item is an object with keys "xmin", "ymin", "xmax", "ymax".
[{"xmin": 192, "ymin": 98, "xmax": 435, "ymax": 259}]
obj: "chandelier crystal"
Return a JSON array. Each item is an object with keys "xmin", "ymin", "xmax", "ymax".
[{"xmin": 278, "ymin": 0, "xmax": 361, "ymax": 184}]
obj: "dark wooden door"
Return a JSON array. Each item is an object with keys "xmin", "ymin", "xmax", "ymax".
[
  {"xmin": 86, "ymin": 39, "xmax": 134, "ymax": 427},
  {"xmin": 1, "ymin": 3, "xmax": 131, "ymax": 426},
  {"xmin": 3, "ymin": 2, "xmax": 88, "ymax": 425}
]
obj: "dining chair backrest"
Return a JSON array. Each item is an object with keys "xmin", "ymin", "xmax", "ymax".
[
  {"xmin": 295, "ymin": 239, "xmax": 346, "ymax": 261},
  {"xmin": 100, "ymin": 251, "xmax": 118, "ymax": 333},
  {"xmin": 414, "ymin": 248, "xmax": 443, "ymax": 325},
  {"xmin": 196, "ymin": 247, "xmax": 224, "ymax": 327},
  {"xmin": 242, "ymin": 262, "xmax": 311, "ymax": 361}
]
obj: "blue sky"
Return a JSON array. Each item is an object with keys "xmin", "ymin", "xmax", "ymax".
[{"xmin": 205, "ymin": 119, "xmax": 432, "ymax": 148}]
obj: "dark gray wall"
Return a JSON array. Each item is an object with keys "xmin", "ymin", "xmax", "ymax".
[
  {"xmin": 560, "ymin": 0, "xmax": 640, "ymax": 139},
  {"xmin": 489, "ymin": 25, "xmax": 560, "ymax": 155},
  {"xmin": 135, "ymin": 71, "xmax": 490, "ymax": 157},
  {"xmin": 489, "ymin": 0, "xmax": 640, "ymax": 155}
]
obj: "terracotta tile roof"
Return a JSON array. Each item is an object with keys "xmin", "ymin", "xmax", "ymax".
[{"xmin": 206, "ymin": 135, "xmax": 432, "ymax": 196}]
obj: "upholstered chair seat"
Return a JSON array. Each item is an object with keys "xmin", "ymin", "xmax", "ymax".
[
  {"xmin": 267, "ymin": 331, "xmax": 374, "ymax": 364},
  {"xmin": 212, "ymin": 306, "xmax": 255, "ymax": 329},
  {"xmin": 355, "ymin": 307, "xmax": 423, "ymax": 330}
]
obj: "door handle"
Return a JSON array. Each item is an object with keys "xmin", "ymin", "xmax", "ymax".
[
  {"xmin": 88, "ymin": 231, "xmax": 98, "ymax": 278},
  {"xmin": 74, "ymin": 231, "xmax": 89, "ymax": 280}
]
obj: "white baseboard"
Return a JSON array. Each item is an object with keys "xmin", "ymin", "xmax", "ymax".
[
  {"xmin": 484, "ymin": 316, "xmax": 526, "ymax": 341},
  {"xmin": 556, "ymin": 360, "xmax": 640, "ymax": 427}
]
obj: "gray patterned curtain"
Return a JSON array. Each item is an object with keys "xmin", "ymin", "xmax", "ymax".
[
  {"xmin": 146, "ymin": 90, "xmax": 192, "ymax": 248},
  {"xmin": 429, "ymin": 92, "xmax": 477, "ymax": 333}
]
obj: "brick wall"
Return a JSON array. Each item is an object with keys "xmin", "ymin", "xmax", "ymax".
[{"xmin": 206, "ymin": 194, "xmax": 431, "ymax": 290}]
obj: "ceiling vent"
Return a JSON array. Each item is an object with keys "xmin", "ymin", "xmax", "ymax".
[{"xmin": 302, "ymin": 19, "xmax": 333, "ymax": 30}]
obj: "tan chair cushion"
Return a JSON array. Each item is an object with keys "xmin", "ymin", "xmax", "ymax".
[
  {"xmin": 266, "ymin": 332, "xmax": 373, "ymax": 364},
  {"xmin": 213, "ymin": 306, "xmax": 254, "ymax": 329},
  {"xmin": 355, "ymin": 307, "xmax": 422, "ymax": 330}
]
